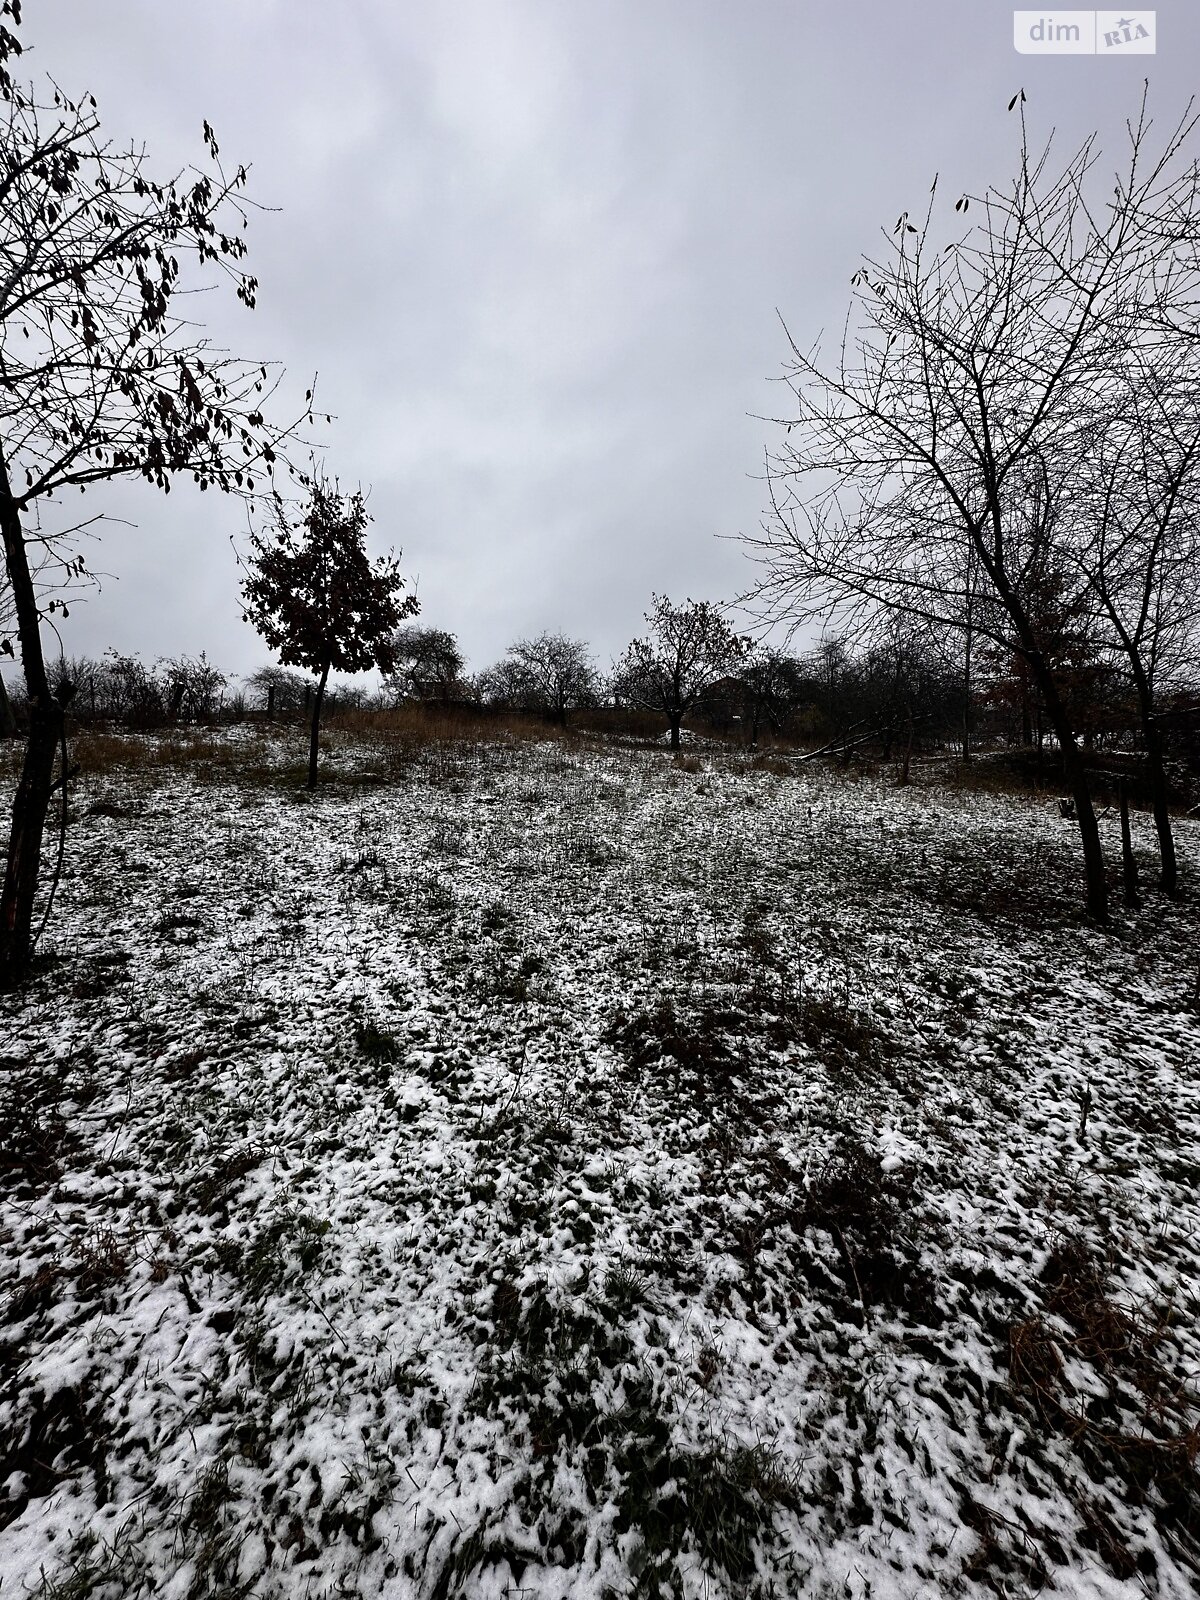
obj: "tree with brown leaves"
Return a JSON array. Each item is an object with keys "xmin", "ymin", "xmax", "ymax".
[
  {"xmin": 0, "ymin": 2, "xmax": 311, "ymax": 981},
  {"xmin": 242, "ymin": 479, "xmax": 416, "ymax": 788}
]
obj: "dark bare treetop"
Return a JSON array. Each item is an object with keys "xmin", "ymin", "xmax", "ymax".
[
  {"xmin": 504, "ymin": 632, "xmax": 598, "ymax": 725},
  {"xmin": 612, "ymin": 595, "xmax": 747, "ymax": 749},
  {"xmin": 741, "ymin": 90, "xmax": 1200, "ymax": 918},
  {"xmin": 387, "ymin": 624, "xmax": 465, "ymax": 705}
]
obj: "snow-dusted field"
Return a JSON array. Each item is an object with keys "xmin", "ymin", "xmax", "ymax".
[{"xmin": 2, "ymin": 726, "xmax": 1199, "ymax": 1599}]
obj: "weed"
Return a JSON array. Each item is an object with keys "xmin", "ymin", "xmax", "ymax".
[
  {"xmin": 604, "ymin": 997, "xmax": 745, "ymax": 1101},
  {"xmin": 480, "ymin": 949, "xmax": 544, "ymax": 1003},
  {"xmin": 84, "ymin": 798, "xmax": 141, "ymax": 820},
  {"xmin": 1001, "ymin": 1233, "xmax": 1200, "ymax": 1576},
  {"xmin": 181, "ymin": 1458, "xmax": 242, "ymax": 1594},
  {"xmin": 74, "ymin": 1227, "xmax": 129, "ymax": 1297},
  {"xmin": 0, "ymin": 1068, "xmax": 74, "ymax": 1192},
  {"xmin": 800, "ymin": 994, "xmax": 891, "ymax": 1075},
  {"xmin": 214, "ymin": 1204, "xmax": 331, "ymax": 1299},
  {"xmin": 0, "ymin": 1381, "xmax": 102, "ymax": 1534},
  {"xmin": 429, "ymin": 816, "xmax": 466, "ymax": 856},
  {"xmin": 464, "ymin": 1293, "xmax": 793, "ymax": 1600},
  {"xmin": 154, "ymin": 908, "xmax": 203, "ymax": 939},
  {"xmin": 795, "ymin": 1137, "xmax": 939, "ymax": 1323},
  {"xmin": 355, "ymin": 1020, "xmax": 404, "ymax": 1063},
  {"xmin": 603, "ymin": 1262, "xmax": 649, "ymax": 1312},
  {"xmin": 189, "ymin": 1144, "xmax": 263, "ymax": 1213},
  {"xmin": 6, "ymin": 1259, "xmax": 61, "ymax": 1323},
  {"xmin": 29, "ymin": 1522, "xmax": 148, "ymax": 1600},
  {"xmin": 750, "ymin": 754, "xmax": 792, "ymax": 777},
  {"xmin": 479, "ymin": 898, "xmax": 511, "ymax": 935}
]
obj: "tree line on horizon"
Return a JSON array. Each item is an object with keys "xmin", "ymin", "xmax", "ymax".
[{"xmin": 6, "ymin": 602, "xmax": 1196, "ymax": 782}]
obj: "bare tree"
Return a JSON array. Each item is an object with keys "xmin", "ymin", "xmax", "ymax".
[
  {"xmin": 0, "ymin": 5, "xmax": 311, "ymax": 979},
  {"xmin": 160, "ymin": 652, "xmax": 227, "ymax": 721},
  {"xmin": 245, "ymin": 663, "xmax": 312, "ymax": 719},
  {"xmin": 504, "ymin": 632, "xmax": 597, "ymax": 726},
  {"xmin": 743, "ymin": 94, "xmax": 1200, "ymax": 921},
  {"xmin": 1069, "ymin": 342, "xmax": 1200, "ymax": 895},
  {"xmin": 386, "ymin": 625, "xmax": 465, "ymax": 706},
  {"xmin": 738, "ymin": 644, "xmax": 806, "ymax": 744},
  {"xmin": 474, "ymin": 656, "xmax": 531, "ymax": 712},
  {"xmin": 612, "ymin": 596, "xmax": 747, "ymax": 750}
]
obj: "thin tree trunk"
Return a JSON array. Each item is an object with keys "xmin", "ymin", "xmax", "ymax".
[
  {"xmin": 307, "ymin": 662, "xmax": 330, "ymax": 789},
  {"xmin": 1118, "ymin": 779, "xmax": 1139, "ymax": 906},
  {"xmin": 1126, "ymin": 657, "xmax": 1178, "ymax": 896},
  {"xmin": 996, "ymin": 569, "xmax": 1108, "ymax": 919},
  {"xmin": 1143, "ymin": 721, "xmax": 1178, "ymax": 897},
  {"xmin": 668, "ymin": 715, "xmax": 681, "ymax": 751},
  {"xmin": 1033, "ymin": 667, "xmax": 1107, "ymax": 922},
  {"xmin": 962, "ymin": 556, "xmax": 974, "ymax": 761},
  {"xmin": 0, "ymin": 670, "xmax": 15, "ymax": 738},
  {"xmin": 0, "ymin": 454, "xmax": 61, "ymax": 983},
  {"xmin": 1063, "ymin": 741, "xmax": 1106, "ymax": 918},
  {"xmin": 899, "ymin": 717, "xmax": 914, "ymax": 786},
  {"xmin": 1099, "ymin": 612, "xmax": 1177, "ymax": 896}
]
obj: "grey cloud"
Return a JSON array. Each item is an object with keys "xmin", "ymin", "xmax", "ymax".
[{"xmin": 17, "ymin": 0, "xmax": 1200, "ymax": 678}]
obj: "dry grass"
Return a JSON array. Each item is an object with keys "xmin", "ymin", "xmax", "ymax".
[{"xmin": 1003, "ymin": 1235, "xmax": 1200, "ymax": 1578}]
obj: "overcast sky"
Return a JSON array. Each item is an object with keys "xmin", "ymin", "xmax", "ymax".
[{"xmin": 15, "ymin": 1, "xmax": 1200, "ymax": 680}]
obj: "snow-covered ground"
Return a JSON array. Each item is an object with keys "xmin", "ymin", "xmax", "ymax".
[{"xmin": 2, "ymin": 727, "xmax": 1199, "ymax": 1599}]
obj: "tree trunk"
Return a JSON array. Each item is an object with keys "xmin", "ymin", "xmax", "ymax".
[
  {"xmin": 997, "ymin": 577, "xmax": 1107, "ymax": 919},
  {"xmin": 962, "ymin": 562, "xmax": 974, "ymax": 761},
  {"xmin": 668, "ymin": 713, "xmax": 681, "ymax": 751},
  {"xmin": 1118, "ymin": 779, "xmax": 1139, "ymax": 906},
  {"xmin": 307, "ymin": 662, "xmax": 330, "ymax": 789},
  {"xmin": 1098, "ymin": 614, "xmax": 1177, "ymax": 895},
  {"xmin": 1126, "ymin": 657, "xmax": 1177, "ymax": 896},
  {"xmin": 0, "ymin": 455, "xmax": 60, "ymax": 983},
  {"xmin": 1063, "ymin": 740, "xmax": 1106, "ymax": 918},
  {"xmin": 1032, "ymin": 667, "xmax": 1107, "ymax": 922},
  {"xmin": 0, "ymin": 670, "xmax": 15, "ymax": 738},
  {"xmin": 1, "ymin": 698, "xmax": 62, "ymax": 977},
  {"xmin": 267, "ymin": 684, "xmax": 276, "ymax": 721},
  {"xmin": 899, "ymin": 717, "xmax": 914, "ymax": 786},
  {"xmin": 1143, "ymin": 722, "xmax": 1178, "ymax": 897}
]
